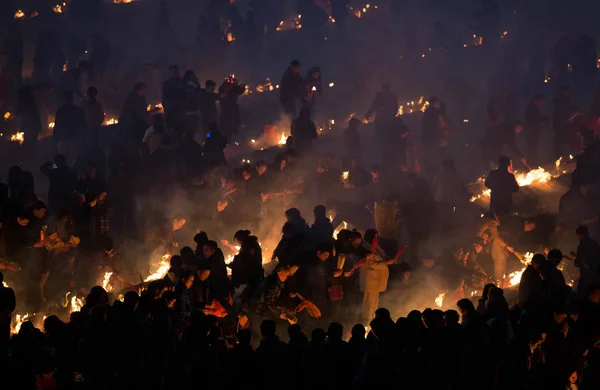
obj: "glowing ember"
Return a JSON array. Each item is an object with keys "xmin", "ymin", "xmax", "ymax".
[
  {"xmin": 507, "ymin": 252, "xmax": 533, "ymax": 287},
  {"xmin": 328, "ymin": 82, "xmax": 335, "ymax": 88},
  {"xmin": 14, "ymin": 10, "xmax": 25, "ymax": 19},
  {"xmin": 226, "ymin": 31, "xmax": 235, "ymax": 42},
  {"xmin": 435, "ymin": 293, "xmax": 445, "ymax": 307},
  {"xmin": 48, "ymin": 122, "xmax": 55, "ymax": 129},
  {"xmin": 144, "ymin": 254, "xmax": 171, "ymax": 282},
  {"xmin": 3, "ymin": 112, "xmax": 11, "ymax": 120},
  {"xmin": 501, "ymin": 31, "xmax": 508, "ymax": 39},
  {"xmin": 102, "ymin": 272, "xmax": 113, "ymax": 292},
  {"xmin": 555, "ymin": 157, "xmax": 562, "ymax": 170},
  {"xmin": 278, "ymin": 133, "xmax": 287, "ymax": 145},
  {"xmin": 341, "ymin": 171, "xmax": 350, "ymax": 183},
  {"xmin": 53, "ymin": 4, "xmax": 63, "ymax": 13},
  {"xmin": 10, "ymin": 131, "xmax": 24, "ymax": 145},
  {"xmin": 332, "ymin": 221, "xmax": 348, "ymax": 240},
  {"xmin": 114, "ymin": 0, "xmax": 134, "ymax": 3}
]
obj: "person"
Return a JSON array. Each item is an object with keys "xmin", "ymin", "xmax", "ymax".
[
  {"xmin": 83, "ymin": 86, "xmax": 105, "ymax": 136},
  {"xmin": 119, "ymin": 82, "xmax": 149, "ymax": 141},
  {"xmin": 477, "ymin": 216, "xmax": 514, "ymax": 281},
  {"xmin": 484, "ymin": 156, "xmax": 519, "ymax": 216},
  {"xmin": 302, "ymin": 66, "xmax": 323, "ymax": 113},
  {"xmin": 553, "ymin": 86, "xmax": 578, "ymax": 158},
  {"xmin": 40, "ymin": 155, "xmax": 77, "ymax": 215},
  {"xmin": 251, "ymin": 265, "xmax": 293, "ymax": 322},
  {"xmin": 309, "ymin": 205, "xmax": 334, "ymax": 250},
  {"xmin": 182, "ymin": 70, "xmax": 202, "ymax": 136},
  {"xmin": 202, "ymin": 123, "xmax": 228, "ymax": 169},
  {"xmin": 162, "ymin": 65, "xmax": 186, "ymax": 126},
  {"xmin": 290, "ymin": 107, "xmax": 318, "ymax": 153},
  {"xmin": 0, "ymin": 272, "xmax": 16, "ymax": 358},
  {"xmin": 219, "ymin": 76, "xmax": 246, "ymax": 138},
  {"xmin": 142, "ymin": 114, "xmax": 167, "ymax": 155},
  {"xmin": 54, "ymin": 91, "xmax": 86, "ymax": 162},
  {"xmin": 396, "ymin": 122, "xmax": 420, "ymax": 174},
  {"xmin": 229, "ymin": 236, "xmax": 264, "ymax": 313},
  {"xmin": 279, "ymin": 60, "xmax": 303, "ymax": 119},
  {"xmin": 365, "ymin": 83, "xmax": 399, "ymax": 150},
  {"xmin": 421, "ymin": 96, "xmax": 446, "ymax": 169},
  {"xmin": 174, "ymin": 270, "xmax": 195, "ymax": 328},
  {"xmin": 574, "ymin": 225, "xmax": 600, "ymax": 298},
  {"xmin": 343, "ymin": 118, "xmax": 361, "ymax": 169},
  {"xmin": 524, "ymin": 95, "xmax": 549, "ymax": 165},
  {"xmin": 518, "ymin": 253, "xmax": 544, "ymax": 305},
  {"xmin": 199, "ymin": 80, "xmax": 220, "ymax": 136},
  {"xmin": 359, "ymin": 230, "xmax": 396, "ymax": 322},
  {"xmin": 203, "ymin": 240, "xmax": 230, "ymax": 303}
]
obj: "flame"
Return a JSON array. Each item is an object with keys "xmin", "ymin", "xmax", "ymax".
[
  {"xmin": 144, "ymin": 253, "xmax": 171, "ymax": 282},
  {"xmin": 226, "ymin": 31, "xmax": 235, "ymax": 42},
  {"xmin": 2, "ymin": 281, "xmax": 8, "ymax": 287},
  {"xmin": 102, "ymin": 271, "xmax": 113, "ymax": 292},
  {"xmin": 103, "ymin": 117, "xmax": 118, "ymax": 126},
  {"xmin": 435, "ymin": 293, "xmax": 445, "ymax": 307},
  {"xmin": 278, "ymin": 133, "xmax": 287, "ymax": 145},
  {"xmin": 501, "ymin": 31, "xmax": 508, "ymax": 39},
  {"xmin": 114, "ymin": 0, "xmax": 134, "ymax": 3},
  {"xmin": 555, "ymin": 157, "xmax": 562, "ymax": 170},
  {"xmin": 14, "ymin": 10, "xmax": 25, "ymax": 19},
  {"xmin": 332, "ymin": 221, "xmax": 348, "ymax": 240},
  {"xmin": 70, "ymin": 294, "xmax": 84, "ymax": 312},
  {"xmin": 256, "ymin": 78, "xmax": 274, "ymax": 93},
  {"xmin": 328, "ymin": 82, "xmax": 335, "ymax": 88},
  {"xmin": 48, "ymin": 122, "xmax": 55, "ymax": 129},
  {"xmin": 276, "ymin": 14, "xmax": 302, "ymax": 31},
  {"xmin": 507, "ymin": 252, "xmax": 533, "ymax": 287},
  {"xmin": 10, "ymin": 131, "xmax": 24, "ymax": 145},
  {"xmin": 3, "ymin": 112, "xmax": 11, "ymax": 120},
  {"xmin": 63, "ymin": 61, "xmax": 68, "ymax": 72},
  {"xmin": 53, "ymin": 4, "xmax": 63, "ymax": 13},
  {"xmin": 396, "ymin": 97, "xmax": 428, "ymax": 116},
  {"xmin": 12, "ymin": 314, "xmax": 29, "ymax": 334}
]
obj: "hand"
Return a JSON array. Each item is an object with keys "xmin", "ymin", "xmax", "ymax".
[
  {"xmin": 289, "ymin": 293, "xmax": 298, "ymax": 299},
  {"xmin": 333, "ymin": 270, "xmax": 342, "ymax": 278},
  {"xmin": 344, "ymin": 271, "xmax": 353, "ymax": 277},
  {"xmin": 280, "ymin": 312, "xmax": 288, "ymax": 320}
]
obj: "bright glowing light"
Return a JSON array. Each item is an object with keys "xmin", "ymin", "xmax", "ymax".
[
  {"xmin": 435, "ymin": 293, "xmax": 445, "ymax": 307},
  {"xmin": 10, "ymin": 131, "xmax": 24, "ymax": 145},
  {"xmin": 144, "ymin": 254, "xmax": 171, "ymax": 282}
]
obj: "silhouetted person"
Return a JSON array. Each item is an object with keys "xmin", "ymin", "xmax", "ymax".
[
  {"xmin": 484, "ymin": 156, "xmax": 519, "ymax": 216},
  {"xmin": 280, "ymin": 60, "xmax": 303, "ymax": 119}
]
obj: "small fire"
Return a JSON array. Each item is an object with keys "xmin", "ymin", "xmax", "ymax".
[
  {"xmin": 435, "ymin": 293, "xmax": 445, "ymax": 307},
  {"xmin": 328, "ymin": 82, "xmax": 335, "ymax": 88},
  {"xmin": 14, "ymin": 10, "xmax": 25, "ymax": 19},
  {"xmin": 104, "ymin": 117, "xmax": 118, "ymax": 126},
  {"xmin": 501, "ymin": 31, "xmax": 508, "ymax": 39},
  {"xmin": 144, "ymin": 253, "xmax": 171, "ymax": 282},
  {"xmin": 3, "ymin": 112, "xmax": 11, "ymax": 120},
  {"xmin": 396, "ymin": 97, "xmax": 428, "ymax": 116},
  {"xmin": 12, "ymin": 314, "xmax": 29, "ymax": 334},
  {"xmin": 102, "ymin": 272, "xmax": 113, "ymax": 292},
  {"xmin": 507, "ymin": 252, "xmax": 533, "ymax": 287},
  {"xmin": 70, "ymin": 294, "xmax": 84, "ymax": 313},
  {"xmin": 63, "ymin": 61, "xmax": 68, "ymax": 72},
  {"xmin": 48, "ymin": 122, "xmax": 55, "ymax": 129},
  {"xmin": 555, "ymin": 157, "xmax": 562, "ymax": 170},
  {"xmin": 278, "ymin": 133, "xmax": 287, "ymax": 145},
  {"xmin": 332, "ymin": 221, "xmax": 348, "ymax": 240},
  {"xmin": 256, "ymin": 78, "xmax": 274, "ymax": 93},
  {"xmin": 2, "ymin": 281, "xmax": 8, "ymax": 287},
  {"xmin": 341, "ymin": 171, "xmax": 350, "ymax": 183},
  {"xmin": 226, "ymin": 31, "xmax": 235, "ymax": 42},
  {"xmin": 53, "ymin": 4, "xmax": 63, "ymax": 13},
  {"xmin": 10, "ymin": 131, "xmax": 25, "ymax": 145}
]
